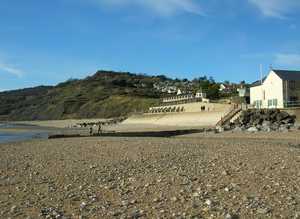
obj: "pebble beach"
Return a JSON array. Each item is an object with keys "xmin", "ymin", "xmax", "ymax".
[{"xmin": 1, "ymin": 130, "xmax": 300, "ymax": 219}]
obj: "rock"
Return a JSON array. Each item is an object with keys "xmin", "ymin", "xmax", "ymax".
[
  {"xmin": 247, "ymin": 127, "xmax": 258, "ymax": 133},
  {"xmin": 216, "ymin": 126, "xmax": 224, "ymax": 133},
  {"xmin": 233, "ymin": 127, "xmax": 243, "ymax": 132},
  {"xmin": 233, "ymin": 109, "xmax": 296, "ymax": 132},
  {"xmin": 279, "ymin": 125, "xmax": 289, "ymax": 132}
]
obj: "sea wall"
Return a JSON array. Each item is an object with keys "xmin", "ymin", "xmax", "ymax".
[{"xmin": 124, "ymin": 103, "xmax": 232, "ymax": 127}]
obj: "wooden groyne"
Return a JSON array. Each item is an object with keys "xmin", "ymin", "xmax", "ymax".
[{"xmin": 48, "ymin": 129, "xmax": 205, "ymax": 139}]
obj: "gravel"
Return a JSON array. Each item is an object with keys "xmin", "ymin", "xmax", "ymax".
[{"xmin": 0, "ymin": 132, "xmax": 300, "ymax": 218}]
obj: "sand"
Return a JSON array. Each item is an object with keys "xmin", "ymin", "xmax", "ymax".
[{"xmin": 12, "ymin": 119, "xmax": 111, "ymax": 129}]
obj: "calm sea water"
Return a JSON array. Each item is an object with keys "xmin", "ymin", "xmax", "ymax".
[{"xmin": 0, "ymin": 123, "xmax": 48, "ymax": 144}]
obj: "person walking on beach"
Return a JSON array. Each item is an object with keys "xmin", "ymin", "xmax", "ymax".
[
  {"xmin": 89, "ymin": 126, "xmax": 93, "ymax": 136},
  {"xmin": 97, "ymin": 123, "xmax": 102, "ymax": 135}
]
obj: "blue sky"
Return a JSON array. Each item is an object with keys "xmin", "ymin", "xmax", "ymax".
[{"xmin": 1, "ymin": 0, "xmax": 300, "ymax": 91}]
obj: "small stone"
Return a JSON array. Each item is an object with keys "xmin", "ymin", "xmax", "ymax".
[
  {"xmin": 193, "ymin": 192, "xmax": 200, "ymax": 197},
  {"xmin": 257, "ymin": 208, "xmax": 270, "ymax": 214},
  {"xmin": 225, "ymin": 213, "xmax": 233, "ymax": 219},
  {"xmin": 294, "ymin": 212, "xmax": 300, "ymax": 219},
  {"xmin": 205, "ymin": 199, "xmax": 212, "ymax": 206},
  {"xmin": 130, "ymin": 199, "xmax": 137, "ymax": 204},
  {"xmin": 10, "ymin": 205, "xmax": 17, "ymax": 213},
  {"xmin": 153, "ymin": 198, "xmax": 160, "ymax": 203},
  {"xmin": 171, "ymin": 197, "xmax": 178, "ymax": 202},
  {"xmin": 131, "ymin": 209, "xmax": 143, "ymax": 218},
  {"xmin": 80, "ymin": 202, "xmax": 87, "ymax": 210},
  {"xmin": 222, "ymin": 170, "xmax": 228, "ymax": 176}
]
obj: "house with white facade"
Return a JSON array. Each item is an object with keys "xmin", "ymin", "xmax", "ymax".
[{"xmin": 250, "ymin": 69, "xmax": 300, "ymax": 109}]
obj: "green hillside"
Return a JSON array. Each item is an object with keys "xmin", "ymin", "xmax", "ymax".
[
  {"xmin": 0, "ymin": 70, "xmax": 234, "ymax": 121},
  {"xmin": 0, "ymin": 71, "xmax": 161, "ymax": 121}
]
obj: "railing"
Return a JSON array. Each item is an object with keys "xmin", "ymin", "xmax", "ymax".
[
  {"xmin": 284, "ymin": 101, "xmax": 300, "ymax": 108},
  {"xmin": 216, "ymin": 104, "xmax": 242, "ymax": 127}
]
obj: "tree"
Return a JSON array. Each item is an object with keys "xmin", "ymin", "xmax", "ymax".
[
  {"xmin": 157, "ymin": 75, "xmax": 168, "ymax": 81},
  {"xmin": 209, "ymin": 76, "xmax": 215, "ymax": 83}
]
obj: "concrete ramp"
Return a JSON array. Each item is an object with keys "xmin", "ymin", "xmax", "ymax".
[
  {"xmin": 123, "ymin": 103, "xmax": 232, "ymax": 128},
  {"xmin": 123, "ymin": 112, "xmax": 225, "ymax": 127}
]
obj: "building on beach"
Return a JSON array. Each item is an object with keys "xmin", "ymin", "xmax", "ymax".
[
  {"xmin": 250, "ymin": 69, "xmax": 300, "ymax": 109},
  {"xmin": 162, "ymin": 89, "xmax": 209, "ymax": 105}
]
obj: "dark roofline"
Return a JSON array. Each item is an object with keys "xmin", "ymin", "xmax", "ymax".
[
  {"xmin": 272, "ymin": 69, "xmax": 300, "ymax": 81},
  {"xmin": 250, "ymin": 77, "xmax": 266, "ymax": 88}
]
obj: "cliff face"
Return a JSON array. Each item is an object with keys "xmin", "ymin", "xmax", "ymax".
[{"xmin": 0, "ymin": 71, "xmax": 161, "ymax": 121}]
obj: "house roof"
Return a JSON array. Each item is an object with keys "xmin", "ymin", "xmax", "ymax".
[
  {"xmin": 272, "ymin": 69, "xmax": 300, "ymax": 81},
  {"xmin": 250, "ymin": 77, "xmax": 266, "ymax": 87}
]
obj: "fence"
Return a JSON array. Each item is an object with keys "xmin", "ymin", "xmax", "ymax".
[{"xmin": 284, "ymin": 101, "xmax": 300, "ymax": 108}]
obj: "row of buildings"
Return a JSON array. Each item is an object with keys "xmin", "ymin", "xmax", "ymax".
[
  {"xmin": 161, "ymin": 89, "xmax": 210, "ymax": 104},
  {"xmin": 157, "ymin": 69, "xmax": 300, "ymax": 109}
]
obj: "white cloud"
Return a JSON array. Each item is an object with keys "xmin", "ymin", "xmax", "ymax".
[
  {"xmin": 0, "ymin": 62, "xmax": 23, "ymax": 77},
  {"xmin": 96, "ymin": 0, "xmax": 204, "ymax": 16},
  {"xmin": 248, "ymin": 0, "xmax": 300, "ymax": 18},
  {"xmin": 274, "ymin": 53, "xmax": 300, "ymax": 66}
]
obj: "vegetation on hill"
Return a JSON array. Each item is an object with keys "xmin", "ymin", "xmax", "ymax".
[
  {"xmin": 0, "ymin": 70, "xmax": 243, "ymax": 121},
  {"xmin": 0, "ymin": 71, "xmax": 162, "ymax": 120}
]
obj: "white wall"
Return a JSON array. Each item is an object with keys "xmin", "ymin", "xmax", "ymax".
[
  {"xmin": 250, "ymin": 71, "xmax": 284, "ymax": 108},
  {"xmin": 250, "ymin": 85, "xmax": 263, "ymax": 108},
  {"xmin": 264, "ymin": 71, "xmax": 284, "ymax": 108}
]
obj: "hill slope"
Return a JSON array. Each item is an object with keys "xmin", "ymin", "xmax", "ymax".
[{"xmin": 0, "ymin": 71, "xmax": 162, "ymax": 121}]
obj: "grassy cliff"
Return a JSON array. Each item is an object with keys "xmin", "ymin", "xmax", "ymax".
[{"xmin": 0, "ymin": 71, "xmax": 161, "ymax": 121}]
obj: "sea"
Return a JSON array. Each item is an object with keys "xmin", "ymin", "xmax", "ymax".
[{"xmin": 0, "ymin": 123, "xmax": 48, "ymax": 144}]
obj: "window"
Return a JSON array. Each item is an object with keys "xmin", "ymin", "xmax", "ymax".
[
  {"xmin": 273, "ymin": 99, "xmax": 278, "ymax": 107},
  {"xmin": 254, "ymin": 100, "xmax": 262, "ymax": 109},
  {"xmin": 289, "ymin": 80, "xmax": 296, "ymax": 90},
  {"xmin": 290, "ymin": 96, "xmax": 298, "ymax": 102},
  {"xmin": 268, "ymin": 100, "xmax": 272, "ymax": 107}
]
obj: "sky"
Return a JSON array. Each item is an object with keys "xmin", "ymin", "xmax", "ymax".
[{"xmin": 1, "ymin": 0, "xmax": 300, "ymax": 91}]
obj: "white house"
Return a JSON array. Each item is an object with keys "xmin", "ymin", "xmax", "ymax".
[{"xmin": 250, "ymin": 69, "xmax": 300, "ymax": 109}]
